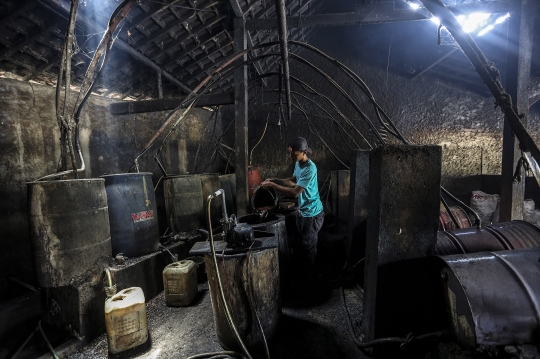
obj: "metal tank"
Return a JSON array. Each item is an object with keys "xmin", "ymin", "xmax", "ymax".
[
  {"xmin": 237, "ymin": 214, "xmax": 289, "ymax": 288},
  {"xmin": 435, "ymin": 220, "xmax": 540, "ymax": 255},
  {"xmin": 163, "ymin": 176, "xmax": 204, "ymax": 232},
  {"xmin": 439, "ymin": 206, "xmax": 472, "ymax": 231},
  {"xmin": 101, "ymin": 173, "xmax": 159, "ymax": 257},
  {"xmin": 204, "ymin": 245, "xmax": 280, "ymax": 353},
  {"xmin": 439, "ymin": 248, "xmax": 540, "ymax": 348},
  {"xmin": 27, "ymin": 179, "xmax": 112, "ymax": 287}
]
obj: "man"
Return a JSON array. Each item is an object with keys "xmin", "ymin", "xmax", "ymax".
[{"xmin": 261, "ymin": 137, "xmax": 324, "ymax": 280}]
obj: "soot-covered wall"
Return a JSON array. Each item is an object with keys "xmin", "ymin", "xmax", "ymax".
[
  {"xmin": 0, "ymin": 77, "xmax": 221, "ymax": 300},
  {"xmin": 221, "ymin": 22, "xmax": 540, "ymax": 203}
]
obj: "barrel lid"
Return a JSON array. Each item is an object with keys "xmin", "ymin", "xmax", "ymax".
[
  {"xmin": 27, "ymin": 178, "xmax": 105, "ymax": 186},
  {"xmin": 100, "ymin": 172, "xmax": 153, "ymax": 178}
]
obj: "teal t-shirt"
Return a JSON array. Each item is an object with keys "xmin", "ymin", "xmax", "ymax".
[{"xmin": 293, "ymin": 160, "xmax": 323, "ymax": 217}]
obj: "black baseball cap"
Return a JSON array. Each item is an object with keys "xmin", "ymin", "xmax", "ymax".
[{"xmin": 288, "ymin": 137, "xmax": 312, "ymax": 153}]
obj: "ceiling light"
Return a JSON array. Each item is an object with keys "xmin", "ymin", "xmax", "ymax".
[
  {"xmin": 478, "ymin": 24, "xmax": 494, "ymax": 36},
  {"xmin": 495, "ymin": 13, "xmax": 510, "ymax": 24},
  {"xmin": 461, "ymin": 13, "xmax": 489, "ymax": 33},
  {"xmin": 408, "ymin": 2, "xmax": 420, "ymax": 10},
  {"xmin": 430, "ymin": 16, "xmax": 441, "ymax": 25}
]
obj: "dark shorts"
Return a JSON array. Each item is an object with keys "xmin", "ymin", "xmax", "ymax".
[{"xmin": 295, "ymin": 210, "xmax": 324, "ymax": 257}]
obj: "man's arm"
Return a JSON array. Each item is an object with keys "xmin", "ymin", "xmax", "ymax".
[
  {"xmin": 261, "ymin": 180, "xmax": 304, "ymax": 198},
  {"xmin": 269, "ymin": 177, "xmax": 296, "ymax": 188}
]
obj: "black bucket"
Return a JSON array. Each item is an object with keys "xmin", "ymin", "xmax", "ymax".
[
  {"xmin": 101, "ymin": 173, "xmax": 159, "ymax": 257},
  {"xmin": 27, "ymin": 179, "xmax": 112, "ymax": 287},
  {"xmin": 251, "ymin": 186, "xmax": 278, "ymax": 211}
]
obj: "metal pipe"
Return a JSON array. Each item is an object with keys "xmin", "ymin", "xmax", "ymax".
[{"xmin": 274, "ymin": 0, "xmax": 292, "ymax": 122}]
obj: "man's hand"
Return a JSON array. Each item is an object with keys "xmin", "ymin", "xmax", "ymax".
[{"xmin": 260, "ymin": 180, "xmax": 275, "ymax": 190}]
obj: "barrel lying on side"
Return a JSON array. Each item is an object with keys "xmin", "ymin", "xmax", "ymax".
[
  {"xmin": 435, "ymin": 220, "xmax": 540, "ymax": 255},
  {"xmin": 439, "ymin": 248, "xmax": 540, "ymax": 348},
  {"xmin": 27, "ymin": 179, "xmax": 112, "ymax": 287}
]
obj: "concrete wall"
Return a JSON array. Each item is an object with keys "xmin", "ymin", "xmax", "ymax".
[{"xmin": 0, "ymin": 78, "xmax": 221, "ymax": 300}]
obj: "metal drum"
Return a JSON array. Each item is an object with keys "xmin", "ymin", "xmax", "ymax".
[
  {"xmin": 101, "ymin": 173, "xmax": 159, "ymax": 257},
  {"xmin": 204, "ymin": 247, "xmax": 280, "ymax": 353},
  {"xmin": 435, "ymin": 220, "xmax": 540, "ymax": 255},
  {"xmin": 238, "ymin": 214, "xmax": 289, "ymax": 288},
  {"xmin": 219, "ymin": 174, "xmax": 236, "ymax": 216},
  {"xmin": 163, "ymin": 176, "xmax": 204, "ymax": 232},
  {"xmin": 439, "ymin": 206, "xmax": 472, "ymax": 231},
  {"xmin": 27, "ymin": 179, "xmax": 112, "ymax": 287},
  {"xmin": 439, "ymin": 248, "xmax": 540, "ymax": 348},
  {"xmin": 248, "ymin": 166, "xmax": 262, "ymax": 201}
]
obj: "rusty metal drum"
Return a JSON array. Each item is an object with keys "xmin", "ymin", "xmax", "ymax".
[
  {"xmin": 435, "ymin": 220, "xmax": 540, "ymax": 255},
  {"xmin": 101, "ymin": 173, "xmax": 159, "ymax": 257},
  {"xmin": 27, "ymin": 179, "xmax": 112, "ymax": 287},
  {"xmin": 204, "ymin": 247, "xmax": 280, "ymax": 353},
  {"xmin": 163, "ymin": 176, "xmax": 204, "ymax": 232},
  {"xmin": 439, "ymin": 248, "xmax": 540, "ymax": 348},
  {"xmin": 439, "ymin": 206, "xmax": 472, "ymax": 231},
  {"xmin": 238, "ymin": 214, "xmax": 289, "ymax": 289}
]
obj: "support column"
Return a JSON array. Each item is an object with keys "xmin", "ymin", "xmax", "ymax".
[
  {"xmin": 157, "ymin": 70, "xmax": 163, "ymax": 99},
  {"xmin": 499, "ymin": 0, "xmax": 534, "ymax": 221},
  {"xmin": 347, "ymin": 150, "xmax": 370, "ymax": 267},
  {"xmin": 234, "ymin": 18, "xmax": 249, "ymax": 216},
  {"xmin": 361, "ymin": 145, "xmax": 441, "ymax": 341}
]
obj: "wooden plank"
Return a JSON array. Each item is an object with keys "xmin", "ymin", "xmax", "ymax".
[{"xmin": 109, "ymin": 91, "xmax": 234, "ymax": 114}]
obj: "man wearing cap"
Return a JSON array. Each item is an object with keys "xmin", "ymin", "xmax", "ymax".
[{"xmin": 261, "ymin": 137, "xmax": 324, "ymax": 281}]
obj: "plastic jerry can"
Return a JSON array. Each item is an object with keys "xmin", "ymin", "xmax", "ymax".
[
  {"xmin": 163, "ymin": 260, "xmax": 198, "ymax": 306},
  {"xmin": 105, "ymin": 287, "xmax": 148, "ymax": 354}
]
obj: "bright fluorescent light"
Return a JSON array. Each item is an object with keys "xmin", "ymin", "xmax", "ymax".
[
  {"xmin": 456, "ymin": 15, "xmax": 466, "ymax": 24},
  {"xmin": 478, "ymin": 24, "xmax": 494, "ymax": 36},
  {"xmin": 430, "ymin": 16, "xmax": 440, "ymax": 25},
  {"xmin": 408, "ymin": 2, "xmax": 420, "ymax": 9},
  {"xmin": 461, "ymin": 12, "xmax": 490, "ymax": 32},
  {"xmin": 495, "ymin": 13, "xmax": 510, "ymax": 24}
]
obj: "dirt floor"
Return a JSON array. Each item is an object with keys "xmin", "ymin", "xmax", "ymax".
[
  {"xmin": 66, "ymin": 230, "xmax": 368, "ymax": 359},
  {"xmin": 65, "ymin": 281, "xmax": 365, "ymax": 359}
]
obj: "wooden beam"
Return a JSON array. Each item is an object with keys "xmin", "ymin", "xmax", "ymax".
[
  {"xmin": 24, "ymin": 55, "xmax": 60, "ymax": 81},
  {"xmin": 234, "ymin": 17, "xmax": 249, "ymax": 216},
  {"xmin": 147, "ymin": 14, "xmax": 226, "ymax": 60},
  {"xmin": 133, "ymin": 0, "xmax": 221, "ymax": 48},
  {"xmin": 245, "ymin": 1, "xmax": 511, "ymax": 30},
  {"xmin": 110, "ymin": 91, "xmax": 234, "ymax": 114},
  {"xmin": 41, "ymin": 0, "xmax": 192, "ymax": 93},
  {"xmin": 0, "ymin": 1, "xmax": 38, "ymax": 25},
  {"xmin": 500, "ymin": 0, "xmax": 535, "ymax": 221}
]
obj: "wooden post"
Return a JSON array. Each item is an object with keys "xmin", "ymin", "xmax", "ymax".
[
  {"xmin": 157, "ymin": 70, "xmax": 163, "ymax": 99},
  {"xmin": 499, "ymin": 0, "xmax": 534, "ymax": 221},
  {"xmin": 234, "ymin": 18, "xmax": 249, "ymax": 216}
]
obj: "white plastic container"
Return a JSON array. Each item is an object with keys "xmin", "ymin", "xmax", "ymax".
[
  {"xmin": 163, "ymin": 260, "xmax": 198, "ymax": 306},
  {"xmin": 105, "ymin": 287, "xmax": 148, "ymax": 354}
]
